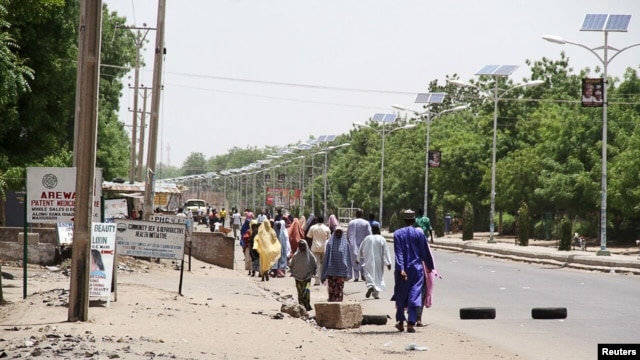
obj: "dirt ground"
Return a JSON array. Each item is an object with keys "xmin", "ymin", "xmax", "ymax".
[{"xmin": 0, "ymin": 243, "xmax": 524, "ymax": 360}]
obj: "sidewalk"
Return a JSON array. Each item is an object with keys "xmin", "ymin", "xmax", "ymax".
[
  {"xmin": 0, "ymin": 237, "xmax": 522, "ymax": 360},
  {"xmin": 382, "ymin": 230, "xmax": 640, "ymax": 275}
]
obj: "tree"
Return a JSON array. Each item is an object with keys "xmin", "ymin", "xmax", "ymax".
[{"xmin": 182, "ymin": 152, "xmax": 207, "ymax": 175}]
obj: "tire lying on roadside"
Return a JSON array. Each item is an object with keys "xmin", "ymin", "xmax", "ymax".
[
  {"xmin": 459, "ymin": 307, "xmax": 496, "ymax": 319},
  {"xmin": 531, "ymin": 307, "xmax": 567, "ymax": 319}
]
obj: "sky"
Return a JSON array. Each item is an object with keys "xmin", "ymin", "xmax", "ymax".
[{"xmin": 104, "ymin": 0, "xmax": 640, "ymax": 169}]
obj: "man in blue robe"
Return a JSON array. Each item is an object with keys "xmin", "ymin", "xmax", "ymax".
[{"xmin": 392, "ymin": 209, "xmax": 435, "ymax": 333}]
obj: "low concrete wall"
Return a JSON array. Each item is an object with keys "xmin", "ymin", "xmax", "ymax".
[
  {"xmin": 0, "ymin": 227, "xmax": 236, "ymax": 269},
  {"xmin": 0, "ymin": 227, "xmax": 58, "ymax": 265},
  {"xmin": 188, "ymin": 231, "xmax": 236, "ymax": 269}
]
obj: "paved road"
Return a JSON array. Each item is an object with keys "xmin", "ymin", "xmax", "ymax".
[{"xmin": 343, "ymin": 234, "xmax": 640, "ymax": 360}]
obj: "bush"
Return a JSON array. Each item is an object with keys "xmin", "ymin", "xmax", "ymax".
[
  {"xmin": 462, "ymin": 201, "xmax": 474, "ymax": 240},
  {"xmin": 517, "ymin": 202, "xmax": 530, "ymax": 246},
  {"xmin": 434, "ymin": 205, "xmax": 445, "ymax": 237},
  {"xmin": 500, "ymin": 213, "xmax": 516, "ymax": 235},
  {"xmin": 558, "ymin": 216, "xmax": 572, "ymax": 251},
  {"xmin": 388, "ymin": 212, "xmax": 399, "ymax": 232}
]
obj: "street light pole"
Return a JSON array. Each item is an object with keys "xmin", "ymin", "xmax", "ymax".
[
  {"xmin": 393, "ymin": 104, "xmax": 468, "ymax": 216},
  {"xmin": 356, "ymin": 117, "xmax": 414, "ymax": 226},
  {"xmin": 315, "ymin": 143, "xmax": 350, "ymax": 218},
  {"xmin": 448, "ymin": 78, "xmax": 543, "ymax": 243},
  {"xmin": 543, "ymin": 25, "xmax": 639, "ymax": 255}
]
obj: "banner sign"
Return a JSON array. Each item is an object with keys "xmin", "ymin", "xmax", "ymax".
[
  {"xmin": 149, "ymin": 214, "xmax": 188, "ymax": 225},
  {"xmin": 27, "ymin": 167, "xmax": 102, "ymax": 224},
  {"xmin": 428, "ymin": 150, "xmax": 441, "ymax": 168},
  {"xmin": 90, "ymin": 223, "xmax": 117, "ymax": 298},
  {"xmin": 105, "ymin": 198, "xmax": 129, "ymax": 222},
  {"xmin": 56, "ymin": 223, "xmax": 74, "ymax": 246},
  {"xmin": 581, "ymin": 78, "xmax": 604, "ymax": 107},
  {"xmin": 115, "ymin": 220, "xmax": 185, "ymax": 259}
]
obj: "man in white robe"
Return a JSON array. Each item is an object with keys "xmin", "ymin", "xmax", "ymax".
[
  {"xmin": 348, "ymin": 209, "xmax": 372, "ymax": 281},
  {"xmin": 356, "ymin": 223, "xmax": 391, "ymax": 299}
]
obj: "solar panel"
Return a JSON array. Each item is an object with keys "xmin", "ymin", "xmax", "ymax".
[
  {"xmin": 493, "ymin": 65, "xmax": 519, "ymax": 76},
  {"xmin": 324, "ymin": 134, "xmax": 337, "ymax": 142},
  {"xmin": 383, "ymin": 113, "xmax": 397, "ymax": 123},
  {"xmin": 372, "ymin": 113, "xmax": 386, "ymax": 122},
  {"xmin": 415, "ymin": 93, "xmax": 446, "ymax": 104},
  {"xmin": 581, "ymin": 14, "xmax": 608, "ymax": 31},
  {"xmin": 297, "ymin": 144, "xmax": 312, "ymax": 150},
  {"xmin": 476, "ymin": 65, "xmax": 518, "ymax": 77},
  {"xmin": 415, "ymin": 93, "xmax": 430, "ymax": 103},
  {"xmin": 476, "ymin": 65, "xmax": 500, "ymax": 75},
  {"xmin": 605, "ymin": 14, "xmax": 632, "ymax": 31},
  {"xmin": 317, "ymin": 135, "xmax": 327, "ymax": 143}
]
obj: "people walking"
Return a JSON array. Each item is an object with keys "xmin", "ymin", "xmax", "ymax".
[
  {"xmin": 253, "ymin": 220, "xmax": 281, "ymax": 281},
  {"xmin": 232, "ymin": 209, "xmax": 242, "ymax": 240},
  {"xmin": 307, "ymin": 216, "xmax": 331, "ymax": 286},
  {"xmin": 357, "ymin": 223, "xmax": 392, "ymax": 300},
  {"xmin": 327, "ymin": 214, "xmax": 340, "ymax": 234},
  {"xmin": 321, "ymin": 227, "xmax": 352, "ymax": 302},
  {"xmin": 273, "ymin": 219, "xmax": 291, "ymax": 278},
  {"xmin": 219, "ymin": 207, "xmax": 227, "ymax": 227},
  {"xmin": 287, "ymin": 216, "xmax": 305, "ymax": 255},
  {"xmin": 289, "ymin": 239, "xmax": 317, "ymax": 311},
  {"xmin": 347, "ymin": 209, "xmax": 372, "ymax": 281},
  {"xmin": 415, "ymin": 208, "xmax": 434, "ymax": 243},
  {"xmin": 391, "ymin": 209, "xmax": 435, "ymax": 334},
  {"xmin": 241, "ymin": 220, "xmax": 257, "ymax": 276}
]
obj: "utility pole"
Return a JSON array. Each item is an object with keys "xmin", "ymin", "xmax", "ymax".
[
  {"xmin": 68, "ymin": 0, "xmax": 102, "ymax": 322},
  {"xmin": 126, "ymin": 25, "xmax": 153, "ymax": 183},
  {"xmin": 136, "ymin": 86, "xmax": 152, "ymax": 181},
  {"xmin": 143, "ymin": 0, "xmax": 166, "ymax": 220}
]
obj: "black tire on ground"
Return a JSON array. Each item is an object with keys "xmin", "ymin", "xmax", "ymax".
[
  {"xmin": 361, "ymin": 315, "xmax": 389, "ymax": 325},
  {"xmin": 531, "ymin": 307, "xmax": 567, "ymax": 319},
  {"xmin": 459, "ymin": 307, "xmax": 496, "ymax": 320}
]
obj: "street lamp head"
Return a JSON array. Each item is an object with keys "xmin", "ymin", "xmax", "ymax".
[
  {"xmin": 525, "ymin": 79, "xmax": 545, "ymax": 87},
  {"xmin": 447, "ymin": 79, "xmax": 471, "ymax": 88},
  {"xmin": 450, "ymin": 104, "xmax": 470, "ymax": 112},
  {"xmin": 542, "ymin": 35, "xmax": 566, "ymax": 44},
  {"xmin": 391, "ymin": 104, "xmax": 408, "ymax": 111}
]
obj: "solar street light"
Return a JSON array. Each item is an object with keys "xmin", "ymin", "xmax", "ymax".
[
  {"xmin": 543, "ymin": 13, "xmax": 638, "ymax": 256},
  {"xmin": 393, "ymin": 101, "xmax": 468, "ymax": 217},
  {"xmin": 355, "ymin": 115, "xmax": 415, "ymax": 226},
  {"xmin": 448, "ymin": 69, "xmax": 543, "ymax": 243}
]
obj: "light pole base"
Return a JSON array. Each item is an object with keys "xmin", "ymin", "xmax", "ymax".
[
  {"xmin": 596, "ymin": 249, "xmax": 611, "ymax": 256},
  {"xmin": 487, "ymin": 236, "xmax": 496, "ymax": 244}
]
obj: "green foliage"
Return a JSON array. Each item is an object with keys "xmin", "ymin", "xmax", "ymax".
[
  {"xmin": 388, "ymin": 211, "xmax": 399, "ymax": 233},
  {"xmin": 558, "ymin": 216, "xmax": 572, "ymax": 251},
  {"xmin": 517, "ymin": 202, "xmax": 530, "ymax": 246},
  {"xmin": 499, "ymin": 213, "xmax": 516, "ymax": 235},
  {"xmin": 434, "ymin": 205, "xmax": 444, "ymax": 237},
  {"xmin": 462, "ymin": 201, "xmax": 474, "ymax": 240},
  {"xmin": 0, "ymin": 1, "xmax": 136, "ymax": 188}
]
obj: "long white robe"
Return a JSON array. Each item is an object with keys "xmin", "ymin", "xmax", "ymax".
[
  {"xmin": 357, "ymin": 234, "xmax": 392, "ymax": 292},
  {"xmin": 348, "ymin": 218, "xmax": 372, "ymax": 274}
]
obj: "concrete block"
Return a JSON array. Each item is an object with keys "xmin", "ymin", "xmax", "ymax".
[
  {"xmin": 18, "ymin": 232, "xmax": 39, "ymax": 245},
  {"xmin": 314, "ymin": 301, "xmax": 362, "ymax": 329}
]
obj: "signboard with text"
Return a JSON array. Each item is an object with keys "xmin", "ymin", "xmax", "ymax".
[
  {"xmin": 27, "ymin": 167, "xmax": 102, "ymax": 224},
  {"xmin": 89, "ymin": 223, "xmax": 116, "ymax": 298},
  {"xmin": 115, "ymin": 220, "xmax": 185, "ymax": 259}
]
